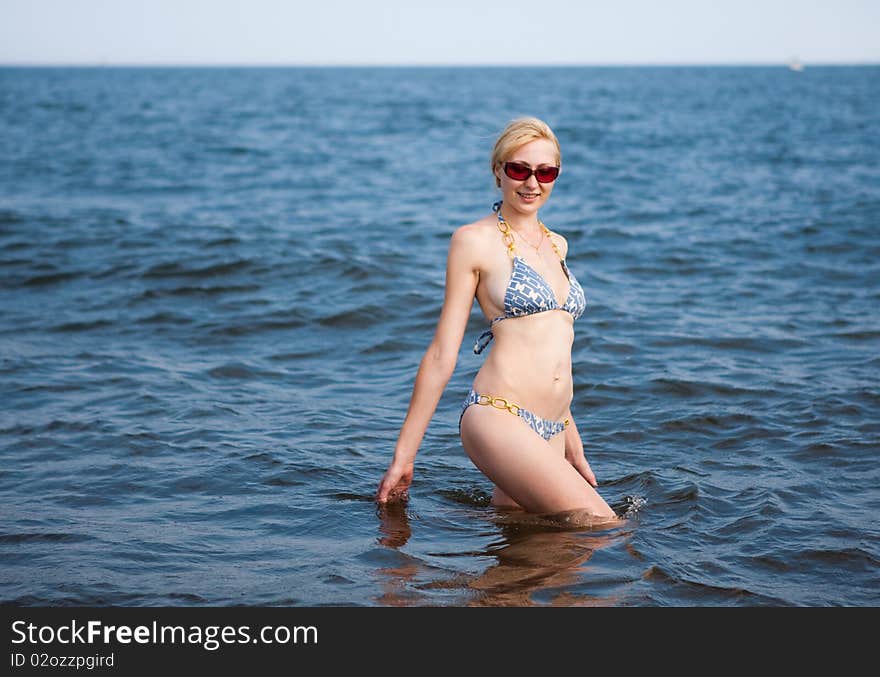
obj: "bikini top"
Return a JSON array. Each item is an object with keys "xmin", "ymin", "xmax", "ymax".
[{"xmin": 473, "ymin": 206, "xmax": 587, "ymax": 355}]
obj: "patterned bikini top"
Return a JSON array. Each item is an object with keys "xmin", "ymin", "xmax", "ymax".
[{"xmin": 473, "ymin": 206, "xmax": 587, "ymax": 354}]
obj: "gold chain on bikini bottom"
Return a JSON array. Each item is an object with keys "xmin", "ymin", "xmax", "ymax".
[{"xmin": 473, "ymin": 393, "xmax": 570, "ymax": 428}]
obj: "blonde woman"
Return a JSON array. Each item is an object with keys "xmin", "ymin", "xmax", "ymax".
[{"xmin": 377, "ymin": 118, "xmax": 619, "ymax": 525}]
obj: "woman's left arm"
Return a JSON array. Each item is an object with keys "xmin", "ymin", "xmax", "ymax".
[
  {"xmin": 557, "ymin": 233, "xmax": 597, "ymax": 486},
  {"xmin": 563, "ymin": 412, "xmax": 597, "ymax": 487}
]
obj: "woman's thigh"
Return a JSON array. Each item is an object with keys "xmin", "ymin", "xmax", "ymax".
[{"xmin": 459, "ymin": 404, "xmax": 617, "ymax": 519}]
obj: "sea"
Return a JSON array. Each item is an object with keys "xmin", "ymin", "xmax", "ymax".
[{"xmin": 1, "ymin": 66, "xmax": 878, "ymax": 606}]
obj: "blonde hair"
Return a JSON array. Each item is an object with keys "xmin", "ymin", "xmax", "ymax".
[{"xmin": 490, "ymin": 117, "xmax": 562, "ymax": 188}]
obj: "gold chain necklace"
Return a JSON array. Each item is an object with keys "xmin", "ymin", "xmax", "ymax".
[
  {"xmin": 514, "ymin": 226, "xmax": 544, "ymax": 252},
  {"xmin": 496, "ymin": 210, "xmax": 562, "ymax": 260}
]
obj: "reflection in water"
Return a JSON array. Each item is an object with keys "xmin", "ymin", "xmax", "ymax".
[
  {"xmin": 375, "ymin": 502, "xmax": 631, "ymax": 606},
  {"xmin": 374, "ymin": 501, "xmax": 422, "ymax": 606},
  {"xmin": 376, "ymin": 501, "xmax": 412, "ymax": 548},
  {"xmin": 467, "ymin": 514, "xmax": 627, "ymax": 607}
]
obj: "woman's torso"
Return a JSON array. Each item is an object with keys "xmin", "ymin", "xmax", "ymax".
[{"xmin": 469, "ymin": 216, "xmax": 584, "ymax": 421}]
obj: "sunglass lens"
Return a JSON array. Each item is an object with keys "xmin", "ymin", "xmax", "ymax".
[
  {"xmin": 504, "ymin": 163, "xmax": 531, "ymax": 181},
  {"xmin": 535, "ymin": 167, "xmax": 559, "ymax": 183}
]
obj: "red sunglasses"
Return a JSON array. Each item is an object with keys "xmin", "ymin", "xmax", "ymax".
[{"xmin": 503, "ymin": 161, "xmax": 560, "ymax": 183}]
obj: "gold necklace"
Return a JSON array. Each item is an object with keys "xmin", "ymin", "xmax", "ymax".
[
  {"xmin": 513, "ymin": 226, "xmax": 544, "ymax": 253},
  {"xmin": 497, "ymin": 210, "xmax": 561, "ymax": 260}
]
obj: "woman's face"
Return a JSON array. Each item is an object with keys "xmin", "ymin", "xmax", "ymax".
[{"xmin": 495, "ymin": 138, "xmax": 559, "ymax": 216}]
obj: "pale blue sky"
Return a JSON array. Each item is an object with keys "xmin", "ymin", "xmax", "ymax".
[{"xmin": 2, "ymin": 0, "xmax": 877, "ymax": 65}]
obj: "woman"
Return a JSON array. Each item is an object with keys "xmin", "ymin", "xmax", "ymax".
[{"xmin": 376, "ymin": 117, "xmax": 619, "ymax": 524}]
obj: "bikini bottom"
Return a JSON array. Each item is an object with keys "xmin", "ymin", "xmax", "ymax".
[{"xmin": 458, "ymin": 389, "xmax": 569, "ymax": 442}]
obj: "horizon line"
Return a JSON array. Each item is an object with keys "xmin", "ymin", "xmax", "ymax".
[{"xmin": 1, "ymin": 60, "xmax": 879, "ymax": 68}]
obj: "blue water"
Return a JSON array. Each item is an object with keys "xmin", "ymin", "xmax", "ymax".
[{"xmin": 1, "ymin": 66, "xmax": 878, "ymax": 606}]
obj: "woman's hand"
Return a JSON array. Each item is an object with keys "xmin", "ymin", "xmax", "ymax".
[
  {"xmin": 376, "ymin": 459, "xmax": 415, "ymax": 504},
  {"xmin": 566, "ymin": 447, "xmax": 598, "ymax": 487},
  {"xmin": 564, "ymin": 417, "xmax": 597, "ymax": 487}
]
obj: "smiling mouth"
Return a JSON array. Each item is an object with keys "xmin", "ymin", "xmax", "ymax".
[{"xmin": 518, "ymin": 191, "xmax": 540, "ymax": 199}]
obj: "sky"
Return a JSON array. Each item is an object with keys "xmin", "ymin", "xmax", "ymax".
[{"xmin": 1, "ymin": 0, "xmax": 878, "ymax": 66}]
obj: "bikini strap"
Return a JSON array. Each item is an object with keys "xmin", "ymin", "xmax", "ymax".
[
  {"xmin": 495, "ymin": 210, "xmax": 517, "ymax": 260},
  {"xmin": 542, "ymin": 222, "xmax": 564, "ymax": 261}
]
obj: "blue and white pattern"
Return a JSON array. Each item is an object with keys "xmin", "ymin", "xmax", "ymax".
[
  {"xmin": 458, "ymin": 389, "xmax": 567, "ymax": 441},
  {"xmin": 473, "ymin": 255, "xmax": 587, "ymax": 354}
]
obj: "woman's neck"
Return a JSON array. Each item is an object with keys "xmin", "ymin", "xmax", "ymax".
[{"xmin": 499, "ymin": 207, "xmax": 541, "ymax": 235}]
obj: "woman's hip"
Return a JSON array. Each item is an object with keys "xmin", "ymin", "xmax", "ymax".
[{"xmin": 459, "ymin": 388, "xmax": 569, "ymax": 442}]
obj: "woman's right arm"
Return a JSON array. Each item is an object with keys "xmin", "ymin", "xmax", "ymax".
[{"xmin": 376, "ymin": 225, "xmax": 481, "ymax": 504}]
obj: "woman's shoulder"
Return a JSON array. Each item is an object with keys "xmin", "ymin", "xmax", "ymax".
[
  {"xmin": 450, "ymin": 213, "xmax": 497, "ymax": 249},
  {"xmin": 446, "ymin": 215, "xmax": 499, "ymax": 273},
  {"xmin": 545, "ymin": 226, "xmax": 569, "ymax": 259}
]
